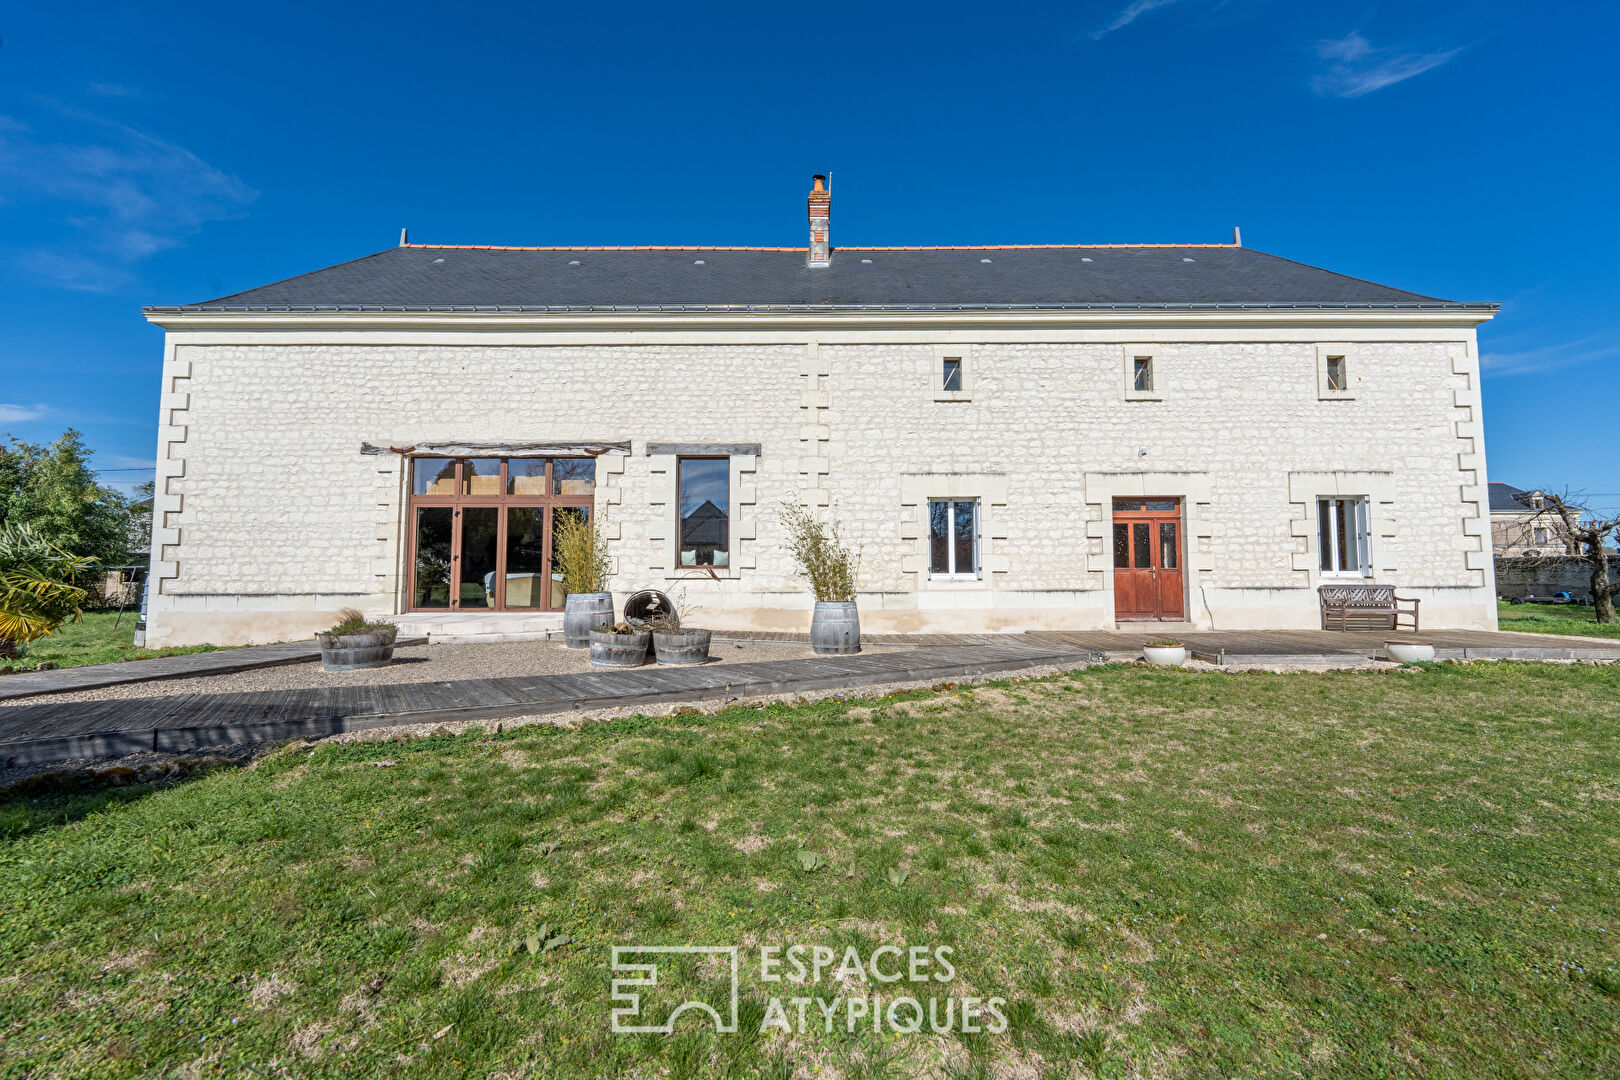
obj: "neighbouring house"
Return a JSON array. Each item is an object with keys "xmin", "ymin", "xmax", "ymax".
[
  {"xmin": 1489, "ymin": 482, "xmax": 1575, "ymax": 557},
  {"xmin": 139, "ymin": 176, "xmax": 1501, "ymax": 645}
]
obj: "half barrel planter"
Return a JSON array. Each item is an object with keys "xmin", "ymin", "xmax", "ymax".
[
  {"xmin": 564, "ymin": 592, "xmax": 615, "ymax": 649},
  {"xmin": 810, "ymin": 601, "xmax": 861, "ymax": 655},
  {"xmin": 654, "ymin": 628, "xmax": 712, "ymax": 666},
  {"xmin": 589, "ymin": 628, "xmax": 651, "ymax": 668},
  {"xmin": 316, "ymin": 630, "xmax": 397, "ymax": 672}
]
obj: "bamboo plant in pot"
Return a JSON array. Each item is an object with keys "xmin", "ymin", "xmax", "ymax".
[
  {"xmin": 553, "ymin": 510, "xmax": 614, "ymax": 648},
  {"xmin": 780, "ymin": 502, "xmax": 860, "ymax": 655}
]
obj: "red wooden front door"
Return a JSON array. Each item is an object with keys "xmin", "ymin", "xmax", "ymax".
[{"xmin": 1112, "ymin": 498, "xmax": 1185, "ymax": 621}]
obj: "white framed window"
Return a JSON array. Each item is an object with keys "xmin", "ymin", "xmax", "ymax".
[
  {"xmin": 1532, "ymin": 526, "xmax": 1548, "ymax": 545},
  {"xmin": 931, "ymin": 346, "xmax": 972, "ymax": 401},
  {"xmin": 1317, "ymin": 496, "xmax": 1371, "ymax": 576},
  {"xmin": 928, "ymin": 498, "xmax": 979, "ymax": 578},
  {"xmin": 1123, "ymin": 348, "xmax": 1161, "ymax": 400}
]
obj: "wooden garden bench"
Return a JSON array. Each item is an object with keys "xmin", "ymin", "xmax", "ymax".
[{"xmin": 1318, "ymin": 584, "xmax": 1420, "ymax": 631}]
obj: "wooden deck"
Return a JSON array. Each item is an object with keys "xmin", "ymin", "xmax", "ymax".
[
  {"xmin": 0, "ymin": 637, "xmax": 428, "ymax": 702},
  {"xmin": 0, "ymin": 640, "xmax": 1093, "ymax": 767}
]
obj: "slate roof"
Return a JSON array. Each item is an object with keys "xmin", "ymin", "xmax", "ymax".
[
  {"xmin": 1489, "ymin": 482, "xmax": 1535, "ymax": 513},
  {"xmin": 146, "ymin": 243, "xmax": 1494, "ymax": 314}
]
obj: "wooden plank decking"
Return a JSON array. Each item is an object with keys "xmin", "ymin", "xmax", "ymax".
[
  {"xmin": 0, "ymin": 637, "xmax": 427, "ymax": 702},
  {"xmin": 0, "ymin": 640, "xmax": 1094, "ymax": 766}
]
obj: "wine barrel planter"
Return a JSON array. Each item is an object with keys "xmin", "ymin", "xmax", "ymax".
[
  {"xmin": 810, "ymin": 601, "xmax": 860, "ymax": 655},
  {"xmin": 623, "ymin": 590, "xmax": 678, "ymax": 631},
  {"xmin": 563, "ymin": 592, "xmax": 614, "ymax": 649},
  {"xmin": 654, "ymin": 628, "xmax": 712, "ymax": 666},
  {"xmin": 316, "ymin": 630, "xmax": 397, "ymax": 672},
  {"xmin": 588, "ymin": 628, "xmax": 650, "ymax": 668}
]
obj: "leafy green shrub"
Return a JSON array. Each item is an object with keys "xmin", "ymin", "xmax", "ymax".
[{"xmin": 0, "ymin": 522, "xmax": 91, "ymax": 658}]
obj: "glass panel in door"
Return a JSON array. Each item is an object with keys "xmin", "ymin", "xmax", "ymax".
[
  {"xmin": 1132, "ymin": 523, "xmax": 1151, "ymax": 568},
  {"xmin": 1159, "ymin": 522, "xmax": 1178, "ymax": 569},
  {"xmin": 459, "ymin": 507, "xmax": 499, "ymax": 608},
  {"xmin": 503, "ymin": 507, "xmax": 547, "ymax": 609},
  {"xmin": 413, "ymin": 507, "xmax": 454, "ymax": 608}
]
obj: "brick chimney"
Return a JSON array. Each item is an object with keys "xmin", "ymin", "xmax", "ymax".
[{"xmin": 807, "ymin": 174, "xmax": 830, "ymax": 268}]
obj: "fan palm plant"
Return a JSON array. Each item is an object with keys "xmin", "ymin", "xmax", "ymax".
[{"xmin": 0, "ymin": 523, "xmax": 92, "ymax": 659}]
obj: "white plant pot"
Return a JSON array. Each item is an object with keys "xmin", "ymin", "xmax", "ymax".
[
  {"xmin": 1142, "ymin": 645, "xmax": 1187, "ymax": 667},
  {"xmin": 1385, "ymin": 641, "xmax": 1435, "ymax": 664}
]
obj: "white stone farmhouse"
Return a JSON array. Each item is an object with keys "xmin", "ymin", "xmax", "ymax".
[{"xmin": 141, "ymin": 177, "xmax": 1500, "ymax": 645}]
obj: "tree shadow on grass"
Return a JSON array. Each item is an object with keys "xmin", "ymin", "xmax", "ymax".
[{"xmin": 0, "ymin": 747, "xmax": 252, "ymax": 840}]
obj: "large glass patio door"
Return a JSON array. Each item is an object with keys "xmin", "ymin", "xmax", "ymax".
[{"xmin": 406, "ymin": 457, "xmax": 595, "ymax": 612}]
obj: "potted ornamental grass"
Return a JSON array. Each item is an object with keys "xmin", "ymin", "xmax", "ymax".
[
  {"xmin": 552, "ymin": 510, "xmax": 614, "ymax": 648},
  {"xmin": 780, "ymin": 502, "xmax": 860, "ymax": 655},
  {"xmin": 1141, "ymin": 639, "xmax": 1187, "ymax": 667},
  {"xmin": 316, "ymin": 607, "xmax": 399, "ymax": 671}
]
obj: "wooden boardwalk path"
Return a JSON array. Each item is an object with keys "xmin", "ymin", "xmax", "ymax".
[
  {"xmin": 0, "ymin": 637, "xmax": 428, "ymax": 702},
  {"xmin": 0, "ymin": 640, "xmax": 1093, "ymax": 767},
  {"xmin": 1022, "ymin": 628, "xmax": 1620, "ymax": 664}
]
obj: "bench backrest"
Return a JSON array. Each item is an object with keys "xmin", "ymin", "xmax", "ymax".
[{"xmin": 1319, "ymin": 584, "xmax": 1395, "ymax": 606}]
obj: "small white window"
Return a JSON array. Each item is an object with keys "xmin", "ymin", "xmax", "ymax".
[
  {"xmin": 1317, "ymin": 496, "xmax": 1370, "ymax": 576},
  {"xmin": 1316, "ymin": 345, "xmax": 1356, "ymax": 399},
  {"xmin": 941, "ymin": 356, "xmax": 963, "ymax": 392},
  {"xmin": 928, "ymin": 499, "xmax": 979, "ymax": 578},
  {"xmin": 1532, "ymin": 526, "xmax": 1548, "ymax": 545}
]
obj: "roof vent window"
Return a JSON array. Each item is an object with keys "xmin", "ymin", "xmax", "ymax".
[
  {"xmin": 860, "ymin": 258, "xmax": 873, "ymax": 264},
  {"xmin": 693, "ymin": 259, "xmax": 705, "ymax": 265},
  {"xmin": 1182, "ymin": 257, "xmax": 1195, "ymax": 262},
  {"xmin": 1081, "ymin": 257, "xmax": 1093, "ymax": 262},
  {"xmin": 568, "ymin": 260, "xmax": 580, "ymax": 266},
  {"xmin": 980, "ymin": 258, "xmax": 992, "ymax": 264}
]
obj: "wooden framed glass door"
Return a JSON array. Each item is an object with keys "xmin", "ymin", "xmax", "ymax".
[
  {"xmin": 1112, "ymin": 498, "xmax": 1185, "ymax": 621},
  {"xmin": 406, "ymin": 457, "xmax": 595, "ymax": 612}
]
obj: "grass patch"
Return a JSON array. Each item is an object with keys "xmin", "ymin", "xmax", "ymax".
[
  {"xmin": 1, "ymin": 610, "xmax": 229, "ymax": 672},
  {"xmin": 1, "ymin": 663, "xmax": 1617, "ymax": 1077},
  {"xmin": 1498, "ymin": 600, "xmax": 1620, "ymax": 639}
]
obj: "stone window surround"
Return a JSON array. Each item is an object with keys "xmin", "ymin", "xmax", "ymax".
[
  {"xmin": 1082, "ymin": 471, "xmax": 1213, "ymax": 624},
  {"xmin": 1122, "ymin": 346, "xmax": 1162, "ymax": 401},
  {"xmin": 931, "ymin": 345, "xmax": 973, "ymax": 402},
  {"xmin": 1317, "ymin": 344, "xmax": 1357, "ymax": 400},
  {"xmin": 647, "ymin": 445, "xmax": 758, "ymax": 580},
  {"xmin": 1288, "ymin": 470, "xmax": 1396, "ymax": 582},
  {"xmin": 899, "ymin": 473, "xmax": 1008, "ymax": 589}
]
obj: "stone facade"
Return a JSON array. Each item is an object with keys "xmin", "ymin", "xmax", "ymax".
[{"xmin": 141, "ymin": 315, "xmax": 1498, "ymax": 644}]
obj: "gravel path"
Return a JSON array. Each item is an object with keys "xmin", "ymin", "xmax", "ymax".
[{"xmin": 4, "ymin": 639, "xmax": 888, "ymax": 706}]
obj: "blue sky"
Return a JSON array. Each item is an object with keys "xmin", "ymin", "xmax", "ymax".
[{"xmin": 2, "ymin": 1, "xmax": 1616, "ymax": 510}]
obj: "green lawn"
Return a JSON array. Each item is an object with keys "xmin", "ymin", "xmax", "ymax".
[
  {"xmin": 2, "ymin": 611, "xmax": 226, "ymax": 672},
  {"xmin": 2, "ymin": 663, "xmax": 1616, "ymax": 1078},
  {"xmin": 1497, "ymin": 600, "xmax": 1620, "ymax": 639}
]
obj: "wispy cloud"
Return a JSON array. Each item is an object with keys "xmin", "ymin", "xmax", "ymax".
[
  {"xmin": 1312, "ymin": 31, "xmax": 1464, "ymax": 97},
  {"xmin": 1480, "ymin": 337, "xmax": 1620, "ymax": 378},
  {"xmin": 1091, "ymin": 0, "xmax": 1184, "ymax": 39},
  {"xmin": 0, "ymin": 103, "xmax": 256, "ymax": 292},
  {"xmin": 0, "ymin": 404, "xmax": 49, "ymax": 424}
]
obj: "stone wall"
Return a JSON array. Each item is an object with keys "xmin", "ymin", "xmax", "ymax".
[
  {"xmin": 1494, "ymin": 554, "xmax": 1613, "ymax": 600},
  {"xmin": 144, "ymin": 323, "xmax": 1496, "ymax": 644}
]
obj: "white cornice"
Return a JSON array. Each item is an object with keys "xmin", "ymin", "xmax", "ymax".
[{"xmin": 144, "ymin": 307, "xmax": 1496, "ymax": 333}]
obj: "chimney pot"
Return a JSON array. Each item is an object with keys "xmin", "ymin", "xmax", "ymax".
[{"xmin": 807, "ymin": 174, "xmax": 831, "ymax": 268}]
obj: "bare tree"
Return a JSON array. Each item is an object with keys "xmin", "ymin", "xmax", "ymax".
[{"xmin": 1536, "ymin": 492, "xmax": 1620, "ymax": 623}]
